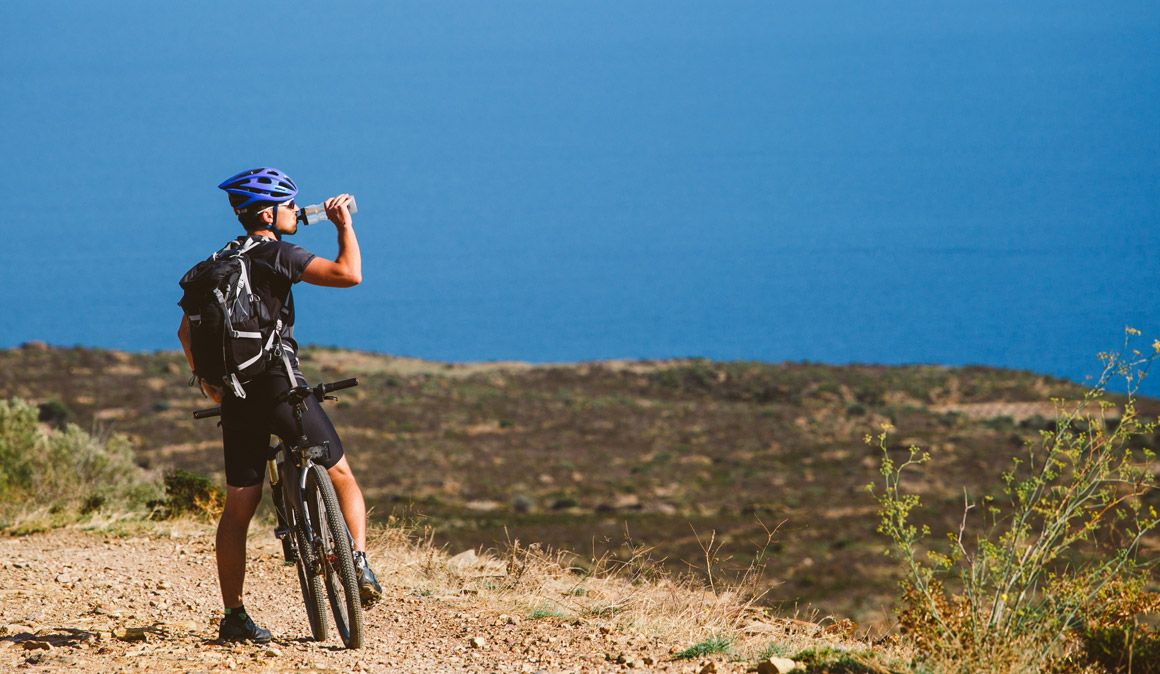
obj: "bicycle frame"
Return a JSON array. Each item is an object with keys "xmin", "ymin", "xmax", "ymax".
[{"xmin": 270, "ymin": 438, "xmax": 356, "ymax": 572}]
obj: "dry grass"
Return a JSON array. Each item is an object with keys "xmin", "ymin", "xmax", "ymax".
[
  {"xmin": 365, "ymin": 516, "xmax": 897, "ymax": 668},
  {"xmin": 6, "ymin": 509, "xmax": 903, "ymax": 670}
]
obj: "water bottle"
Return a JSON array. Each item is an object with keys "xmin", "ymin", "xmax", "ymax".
[{"xmin": 296, "ymin": 196, "xmax": 359, "ymax": 225}]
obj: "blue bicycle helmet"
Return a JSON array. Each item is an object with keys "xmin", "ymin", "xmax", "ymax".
[{"xmin": 218, "ymin": 167, "xmax": 299, "ymax": 211}]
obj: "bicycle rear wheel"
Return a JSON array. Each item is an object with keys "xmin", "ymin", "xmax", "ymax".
[
  {"xmin": 305, "ymin": 464, "xmax": 364, "ymax": 649},
  {"xmin": 281, "ymin": 470, "xmax": 327, "ymax": 641}
]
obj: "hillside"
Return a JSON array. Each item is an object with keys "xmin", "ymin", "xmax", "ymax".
[{"xmin": 2, "ymin": 344, "xmax": 1156, "ymax": 629}]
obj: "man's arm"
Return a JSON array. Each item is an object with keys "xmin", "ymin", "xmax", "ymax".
[
  {"xmin": 301, "ymin": 193, "xmax": 362, "ymax": 288},
  {"xmin": 178, "ymin": 314, "xmax": 195, "ymax": 370},
  {"xmin": 178, "ymin": 314, "xmax": 221, "ymax": 402}
]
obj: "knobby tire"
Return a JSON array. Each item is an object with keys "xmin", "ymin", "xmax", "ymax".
[
  {"xmin": 305, "ymin": 464, "xmax": 364, "ymax": 649},
  {"xmin": 281, "ymin": 468, "xmax": 327, "ymax": 641}
]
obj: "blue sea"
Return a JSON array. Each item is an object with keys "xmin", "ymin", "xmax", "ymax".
[{"xmin": 2, "ymin": 2, "xmax": 1158, "ymax": 393}]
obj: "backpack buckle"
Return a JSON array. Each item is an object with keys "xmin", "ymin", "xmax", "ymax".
[{"xmin": 229, "ymin": 373, "xmax": 247, "ymax": 399}]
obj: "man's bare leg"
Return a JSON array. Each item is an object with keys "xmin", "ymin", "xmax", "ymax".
[
  {"xmin": 327, "ymin": 456, "xmax": 381, "ymax": 606},
  {"xmin": 216, "ymin": 484, "xmax": 263, "ymax": 608},
  {"xmin": 327, "ymin": 456, "xmax": 367, "ymax": 551}
]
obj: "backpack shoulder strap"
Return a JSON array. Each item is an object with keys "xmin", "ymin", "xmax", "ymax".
[
  {"xmin": 237, "ymin": 237, "xmax": 265, "ymax": 255},
  {"xmin": 275, "ymin": 323, "xmax": 297, "ymax": 387},
  {"xmin": 211, "ymin": 236, "xmax": 266, "ymax": 261}
]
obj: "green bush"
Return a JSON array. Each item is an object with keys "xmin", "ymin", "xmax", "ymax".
[
  {"xmin": 0, "ymin": 398, "xmax": 39, "ymax": 495},
  {"xmin": 791, "ymin": 646, "xmax": 884, "ymax": 674},
  {"xmin": 0, "ymin": 398, "xmax": 161, "ymax": 518},
  {"xmin": 528, "ymin": 605, "xmax": 568, "ymax": 620},
  {"xmin": 869, "ymin": 333, "xmax": 1159, "ymax": 673},
  {"xmin": 36, "ymin": 399, "xmax": 73, "ymax": 429},
  {"xmin": 673, "ymin": 635, "xmax": 731, "ymax": 659},
  {"xmin": 150, "ymin": 469, "xmax": 223, "ymax": 519}
]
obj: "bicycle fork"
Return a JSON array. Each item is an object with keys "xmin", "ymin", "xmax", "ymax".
[
  {"xmin": 291, "ymin": 455, "xmax": 328, "ymax": 577},
  {"xmin": 268, "ymin": 452, "xmax": 297, "ymax": 565}
]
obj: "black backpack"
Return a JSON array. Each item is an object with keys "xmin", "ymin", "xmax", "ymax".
[{"xmin": 178, "ymin": 238, "xmax": 293, "ymax": 397}]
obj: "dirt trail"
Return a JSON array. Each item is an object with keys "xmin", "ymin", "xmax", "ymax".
[{"xmin": 0, "ymin": 525, "xmax": 737, "ymax": 673}]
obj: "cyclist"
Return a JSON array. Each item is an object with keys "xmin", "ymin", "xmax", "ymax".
[{"xmin": 177, "ymin": 167, "xmax": 382, "ymax": 643}]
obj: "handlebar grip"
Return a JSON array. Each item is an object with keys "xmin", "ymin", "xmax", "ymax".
[
  {"xmin": 319, "ymin": 378, "xmax": 359, "ymax": 394},
  {"xmin": 193, "ymin": 406, "xmax": 222, "ymax": 419}
]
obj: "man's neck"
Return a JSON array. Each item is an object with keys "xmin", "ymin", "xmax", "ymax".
[{"xmin": 248, "ymin": 229, "xmax": 278, "ymax": 241}]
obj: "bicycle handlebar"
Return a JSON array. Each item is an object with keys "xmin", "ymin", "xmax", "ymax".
[
  {"xmin": 318, "ymin": 378, "xmax": 359, "ymax": 395},
  {"xmin": 191, "ymin": 377, "xmax": 360, "ymax": 420}
]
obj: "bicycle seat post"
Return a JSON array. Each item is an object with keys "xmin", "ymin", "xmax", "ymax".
[
  {"xmin": 292, "ymin": 396, "xmax": 310, "ymax": 455},
  {"xmin": 276, "ymin": 385, "xmax": 313, "ymax": 458}
]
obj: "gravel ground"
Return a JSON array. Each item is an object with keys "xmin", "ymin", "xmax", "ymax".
[{"xmin": 0, "ymin": 525, "xmax": 750, "ymax": 674}]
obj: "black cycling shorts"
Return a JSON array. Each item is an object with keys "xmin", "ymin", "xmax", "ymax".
[{"xmin": 220, "ymin": 373, "xmax": 345, "ymax": 488}]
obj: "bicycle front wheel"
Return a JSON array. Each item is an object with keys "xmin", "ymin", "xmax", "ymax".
[
  {"xmin": 305, "ymin": 464, "xmax": 364, "ymax": 649},
  {"xmin": 293, "ymin": 512, "xmax": 329, "ymax": 640}
]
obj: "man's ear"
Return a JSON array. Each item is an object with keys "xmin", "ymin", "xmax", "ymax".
[{"xmin": 258, "ymin": 209, "xmax": 275, "ymax": 225}]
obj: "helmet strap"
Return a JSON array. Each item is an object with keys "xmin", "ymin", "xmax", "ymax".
[{"xmin": 269, "ymin": 205, "xmax": 282, "ymax": 241}]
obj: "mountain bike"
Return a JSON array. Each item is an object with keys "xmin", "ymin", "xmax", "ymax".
[{"xmin": 194, "ymin": 377, "xmax": 365, "ymax": 649}]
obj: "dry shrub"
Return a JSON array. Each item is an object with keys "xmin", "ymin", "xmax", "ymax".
[
  {"xmin": 1070, "ymin": 577, "xmax": 1160, "ymax": 674},
  {"xmin": 872, "ymin": 332, "xmax": 1160, "ymax": 673}
]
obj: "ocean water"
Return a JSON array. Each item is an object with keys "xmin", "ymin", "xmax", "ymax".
[{"xmin": 2, "ymin": 2, "xmax": 1158, "ymax": 393}]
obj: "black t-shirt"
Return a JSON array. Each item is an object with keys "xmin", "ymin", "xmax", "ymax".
[{"xmin": 235, "ymin": 235, "xmax": 316, "ymax": 356}]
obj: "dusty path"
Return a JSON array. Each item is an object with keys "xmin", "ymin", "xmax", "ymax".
[{"xmin": 0, "ymin": 524, "xmax": 748, "ymax": 674}]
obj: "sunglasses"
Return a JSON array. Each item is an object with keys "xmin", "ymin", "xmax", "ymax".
[{"xmin": 258, "ymin": 200, "xmax": 297, "ymax": 214}]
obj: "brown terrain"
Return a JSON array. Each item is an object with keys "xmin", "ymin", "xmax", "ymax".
[
  {"xmin": 1, "ymin": 343, "xmax": 1156, "ymax": 651},
  {"xmin": 0, "ymin": 522, "xmax": 851, "ymax": 673}
]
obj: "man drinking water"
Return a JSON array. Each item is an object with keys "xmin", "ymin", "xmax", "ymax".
[{"xmin": 177, "ymin": 167, "xmax": 382, "ymax": 642}]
